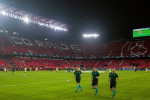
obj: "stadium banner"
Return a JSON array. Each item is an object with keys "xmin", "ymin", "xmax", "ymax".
[
  {"xmin": 9, "ymin": 36, "xmax": 81, "ymax": 51},
  {"xmin": 60, "ymin": 44, "xmax": 69, "ymax": 50},
  {"xmin": 7, "ymin": 36, "xmax": 149, "ymax": 57},
  {"xmin": 45, "ymin": 42, "xmax": 57, "ymax": 49},
  {"xmin": 10, "ymin": 37, "xmax": 23, "ymax": 45},
  {"xmin": 34, "ymin": 40, "xmax": 46, "ymax": 47},
  {"xmin": 21, "ymin": 38, "xmax": 33, "ymax": 46}
]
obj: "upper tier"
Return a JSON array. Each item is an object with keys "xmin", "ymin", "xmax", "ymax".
[{"xmin": 0, "ymin": 33, "xmax": 149, "ymax": 59}]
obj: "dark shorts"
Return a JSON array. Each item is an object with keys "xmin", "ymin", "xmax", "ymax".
[
  {"xmin": 76, "ymin": 78, "xmax": 81, "ymax": 83},
  {"xmin": 13, "ymin": 69, "xmax": 15, "ymax": 72},
  {"xmin": 92, "ymin": 80, "xmax": 98, "ymax": 86},
  {"xmin": 110, "ymin": 81, "xmax": 116, "ymax": 88}
]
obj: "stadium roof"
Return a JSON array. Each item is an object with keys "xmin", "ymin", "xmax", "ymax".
[{"xmin": 0, "ymin": 2, "xmax": 69, "ymax": 32}]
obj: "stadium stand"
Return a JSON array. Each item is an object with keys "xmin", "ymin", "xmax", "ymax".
[
  {"xmin": 0, "ymin": 32, "xmax": 150, "ymax": 70},
  {"xmin": 0, "ymin": 33, "xmax": 149, "ymax": 57},
  {"xmin": 0, "ymin": 57, "xmax": 150, "ymax": 70}
]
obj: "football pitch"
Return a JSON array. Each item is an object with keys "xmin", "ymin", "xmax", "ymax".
[{"xmin": 0, "ymin": 71, "xmax": 150, "ymax": 100}]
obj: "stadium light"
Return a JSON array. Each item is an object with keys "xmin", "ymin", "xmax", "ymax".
[
  {"xmin": 1, "ymin": 11, "xmax": 6, "ymax": 15},
  {"xmin": 39, "ymin": 23, "xmax": 43, "ymax": 26},
  {"xmin": 23, "ymin": 17, "xmax": 30, "ymax": 23},
  {"xmin": 83, "ymin": 33, "xmax": 99, "ymax": 38},
  {"xmin": 0, "ymin": 2, "xmax": 69, "ymax": 32}
]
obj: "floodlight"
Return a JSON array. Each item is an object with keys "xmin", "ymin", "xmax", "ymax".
[
  {"xmin": 0, "ymin": 3, "xmax": 69, "ymax": 31},
  {"xmin": 39, "ymin": 23, "xmax": 44, "ymax": 26},
  {"xmin": 23, "ymin": 17, "xmax": 30, "ymax": 23},
  {"xmin": 83, "ymin": 33, "xmax": 99, "ymax": 38},
  {"xmin": 1, "ymin": 11, "xmax": 6, "ymax": 15}
]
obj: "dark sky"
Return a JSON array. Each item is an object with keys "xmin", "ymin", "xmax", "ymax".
[{"xmin": 0, "ymin": 0, "xmax": 150, "ymax": 42}]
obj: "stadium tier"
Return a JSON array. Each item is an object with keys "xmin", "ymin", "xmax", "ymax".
[
  {"xmin": 1, "ymin": 32, "xmax": 150, "ymax": 69},
  {"xmin": 0, "ymin": 57, "xmax": 150, "ymax": 69},
  {"xmin": 0, "ymin": 33, "xmax": 150, "ymax": 58}
]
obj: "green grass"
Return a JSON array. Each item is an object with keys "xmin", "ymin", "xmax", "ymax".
[
  {"xmin": 0, "ymin": 70, "xmax": 150, "ymax": 100},
  {"xmin": 133, "ymin": 28, "xmax": 150, "ymax": 37}
]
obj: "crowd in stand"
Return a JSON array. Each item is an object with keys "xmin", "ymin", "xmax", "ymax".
[
  {"xmin": 0, "ymin": 57, "xmax": 150, "ymax": 71},
  {"xmin": 0, "ymin": 33, "xmax": 150, "ymax": 70}
]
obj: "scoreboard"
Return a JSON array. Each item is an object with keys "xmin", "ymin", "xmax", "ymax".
[{"xmin": 133, "ymin": 28, "xmax": 150, "ymax": 37}]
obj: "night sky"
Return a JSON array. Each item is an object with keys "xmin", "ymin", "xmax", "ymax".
[{"xmin": 0, "ymin": 0, "xmax": 150, "ymax": 42}]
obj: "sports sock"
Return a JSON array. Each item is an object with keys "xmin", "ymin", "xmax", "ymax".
[
  {"xmin": 77, "ymin": 85, "xmax": 79, "ymax": 91},
  {"xmin": 96, "ymin": 88, "xmax": 98, "ymax": 94},
  {"xmin": 79, "ymin": 85, "xmax": 82, "ymax": 90},
  {"xmin": 113, "ymin": 88, "xmax": 116, "ymax": 96}
]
